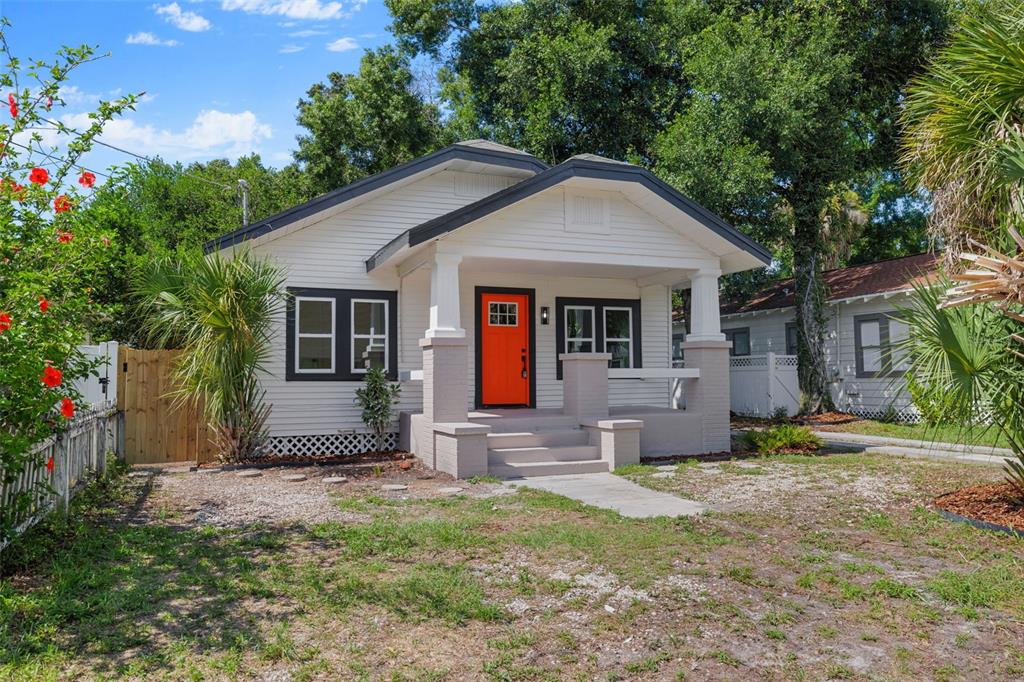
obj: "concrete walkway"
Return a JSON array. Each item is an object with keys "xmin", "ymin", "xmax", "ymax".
[
  {"xmin": 811, "ymin": 430, "xmax": 1012, "ymax": 467},
  {"xmin": 505, "ymin": 472, "xmax": 708, "ymax": 518}
]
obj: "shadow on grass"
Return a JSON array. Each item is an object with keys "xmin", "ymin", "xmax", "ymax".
[{"xmin": 0, "ymin": 469, "xmax": 292, "ymax": 677}]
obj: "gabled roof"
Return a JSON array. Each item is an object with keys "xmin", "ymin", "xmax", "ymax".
[
  {"xmin": 205, "ymin": 142, "xmax": 548, "ymax": 253},
  {"xmin": 720, "ymin": 252, "xmax": 940, "ymax": 315},
  {"xmin": 365, "ymin": 156, "xmax": 772, "ymax": 272}
]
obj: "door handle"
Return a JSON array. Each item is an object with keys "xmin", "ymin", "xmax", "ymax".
[{"xmin": 521, "ymin": 353, "xmax": 527, "ymax": 378}]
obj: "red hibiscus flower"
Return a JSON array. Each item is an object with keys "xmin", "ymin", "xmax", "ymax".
[
  {"xmin": 78, "ymin": 171, "xmax": 96, "ymax": 188},
  {"xmin": 0, "ymin": 312, "xmax": 10, "ymax": 333},
  {"xmin": 41, "ymin": 366, "xmax": 62, "ymax": 388},
  {"xmin": 46, "ymin": 456, "xmax": 54, "ymax": 473},
  {"xmin": 45, "ymin": 96, "xmax": 53, "ymax": 110},
  {"xmin": 60, "ymin": 397, "xmax": 75, "ymax": 419},
  {"xmin": 8, "ymin": 93, "xmax": 16, "ymax": 119},
  {"xmin": 38, "ymin": 296, "xmax": 49, "ymax": 313},
  {"xmin": 57, "ymin": 230, "xmax": 73, "ymax": 243},
  {"xmin": 29, "ymin": 167, "xmax": 48, "ymax": 185},
  {"xmin": 53, "ymin": 195, "xmax": 71, "ymax": 213}
]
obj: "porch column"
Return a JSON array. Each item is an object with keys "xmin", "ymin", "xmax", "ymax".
[
  {"xmin": 686, "ymin": 269, "xmax": 724, "ymax": 342},
  {"xmin": 427, "ymin": 252, "xmax": 464, "ymax": 338},
  {"xmin": 683, "ymin": 269, "xmax": 731, "ymax": 453},
  {"xmin": 417, "ymin": 251, "xmax": 488, "ymax": 478}
]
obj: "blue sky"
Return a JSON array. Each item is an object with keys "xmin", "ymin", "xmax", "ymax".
[{"xmin": 5, "ymin": 0, "xmax": 396, "ymax": 171}]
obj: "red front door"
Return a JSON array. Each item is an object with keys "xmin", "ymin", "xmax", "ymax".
[{"xmin": 480, "ymin": 291, "xmax": 531, "ymax": 407}]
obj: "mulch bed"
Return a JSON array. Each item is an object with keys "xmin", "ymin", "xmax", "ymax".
[
  {"xmin": 935, "ymin": 483, "xmax": 1024, "ymax": 532},
  {"xmin": 790, "ymin": 411, "xmax": 861, "ymax": 426},
  {"xmin": 199, "ymin": 449, "xmax": 420, "ymax": 474}
]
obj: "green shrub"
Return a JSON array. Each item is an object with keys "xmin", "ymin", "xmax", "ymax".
[
  {"xmin": 354, "ymin": 367, "xmax": 402, "ymax": 451},
  {"xmin": 743, "ymin": 424, "xmax": 823, "ymax": 455}
]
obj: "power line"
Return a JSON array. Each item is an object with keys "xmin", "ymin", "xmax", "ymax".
[{"xmin": 6, "ymin": 139, "xmax": 112, "ymax": 180}]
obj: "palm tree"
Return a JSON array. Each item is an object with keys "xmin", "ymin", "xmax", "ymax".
[
  {"xmin": 136, "ymin": 250, "xmax": 286, "ymax": 462},
  {"xmin": 899, "ymin": 0, "xmax": 1024, "ymax": 500},
  {"xmin": 900, "ymin": 0, "xmax": 1024, "ymax": 262}
]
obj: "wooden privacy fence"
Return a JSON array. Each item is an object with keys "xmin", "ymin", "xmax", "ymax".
[
  {"xmin": 1, "ymin": 403, "xmax": 121, "ymax": 552},
  {"xmin": 117, "ymin": 347, "xmax": 218, "ymax": 464}
]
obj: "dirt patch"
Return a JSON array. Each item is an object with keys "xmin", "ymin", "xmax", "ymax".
[{"xmin": 935, "ymin": 482, "xmax": 1024, "ymax": 532}]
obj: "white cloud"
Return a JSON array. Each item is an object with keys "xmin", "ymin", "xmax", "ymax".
[
  {"xmin": 155, "ymin": 3, "xmax": 211, "ymax": 32},
  {"xmin": 63, "ymin": 109, "xmax": 273, "ymax": 161},
  {"xmin": 326, "ymin": 36, "xmax": 358, "ymax": 52},
  {"xmin": 279, "ymin": 44, "xmax": 306, "ymax": 53},
  {"xmin": 221, "ymin": 0, "xmax": 364, "ymax": 21},
  {"xmin": 288, "ymin": 28, "xmax": 326, "ymax": 37},
  {"xmin": 126, "ymin": 31, "xmax": 181, "ymax": 47}
]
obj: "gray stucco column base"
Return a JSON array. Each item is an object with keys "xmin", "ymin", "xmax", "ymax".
[
  {"xmin": 582, "ymin": 418, "xmax": 644, "ymax": 470},
  {"xmin": 560, "ymin": 352, "xmax": 612, "ymax": 420},
  {"xmin": 416, "ymin": 335, "xmax": 491, "ymax": 478},
  {"xmin": 680, "ymin": 340, "xmax": 732, "ymax": 453}
]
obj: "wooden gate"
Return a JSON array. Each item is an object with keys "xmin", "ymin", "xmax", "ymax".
[{"xmin": 116, "ymin": 347, "xmax": 218, "ymax": 464}]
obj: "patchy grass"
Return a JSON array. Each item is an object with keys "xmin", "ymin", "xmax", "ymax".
[
  {"xmin": 3, "ymin": 452, "xmax": 1023, "ymax": 680},
  {"xmin": 812, "ymin": 418, "xmax": 1010, "ymax": 449}
]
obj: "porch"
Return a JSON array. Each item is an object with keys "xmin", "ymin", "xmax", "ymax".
[{"xmin": 389, "ymin": 246, "xmax": 734, "ymax": 478}]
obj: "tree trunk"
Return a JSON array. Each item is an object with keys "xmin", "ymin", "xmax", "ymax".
[{"xmin": 791, "ymin": 187, "xmax": 835, "ymax": 415}]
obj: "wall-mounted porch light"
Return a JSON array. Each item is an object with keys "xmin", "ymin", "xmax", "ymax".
[{"xmin": 540, "ymin": 306, "xmax": 550, "ymax": 325}]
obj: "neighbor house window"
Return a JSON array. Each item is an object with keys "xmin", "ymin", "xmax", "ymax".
[
  {"xmin": 854, "ymin": 312, "xmax": 907, "ymax": 378},
  {"xmin": 295, "ymin": 297, "xmax": 335, "ymax": 373},
  {"xmin": 564, "ymin": 306, "xmax": 595, "ymax": 353},
  {"xmin": 351, "ymin": 299, "xmax": 389, "ymax": 373},
  {"xmin": 555, "ymin": 297, "xmax": 642, "ymax": 378},
  {"xmin": 604, "ymin": 307, "xmax": 633, "ymax": 368},
  {"xmin": 286, "ymin": 288, "xmax": 397, "ymax": 381},
  {"xmin": 785, "ymin": 322, "xmax": 798, "ymax": 356},
  {"xmin": 724, "ymin": 327, "xmax": 750, "ymax": 357}
]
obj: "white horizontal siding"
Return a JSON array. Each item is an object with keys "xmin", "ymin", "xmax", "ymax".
[
  {"xmin": 252, "ymin": 169, "xmax": 524, "ymax": 437},
  {"xmin": 721, "ymin": 311, "xmax": 791, "ymax": 355},
  {"xmin": 444, "ymin": 187, "xmax": 706, "ymax": 261}
]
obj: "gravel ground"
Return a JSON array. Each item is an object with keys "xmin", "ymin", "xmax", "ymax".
[{"xmin": 140, "ymin": 463, "xmax": 509, "ymax": 528}]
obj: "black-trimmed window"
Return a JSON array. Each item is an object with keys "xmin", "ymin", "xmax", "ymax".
[
  {"xmin": 286, "ymin": 288, "xmax": 398, "ymax": 381},
  {"xmin": 785, "ymin": 322, "xmax": 798, "ymax": 356},
  {"xmin": 854, "ymin": 311, "xmax": 908, "ymax": 378},
  {"xmin": 555, "ymin": 297, "xmax": 641, "ymax": 378},
  {"xmin": 724, "ymin": 327, "xmax": 750, "ymax": 357}
]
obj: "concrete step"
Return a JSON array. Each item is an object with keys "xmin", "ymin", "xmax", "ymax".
[
  {"xmin": 489, "ymin": 458, "xmax": 610, "ymax": 479},
  {"xmin": 470, "ymin": 412, "xmax": 579, "ymax": 433},
  {"xmin": 486, "ymin": 430, "xmax": 590, "ymax": 449},
  {"xmin": 488, "ymin": 444, "xmax": 600, "ymax": 465}
]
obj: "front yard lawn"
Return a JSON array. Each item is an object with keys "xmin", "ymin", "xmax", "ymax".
[{"xmin": 2, "ymin": 453, "xmax": 1023, "ymax": 680}]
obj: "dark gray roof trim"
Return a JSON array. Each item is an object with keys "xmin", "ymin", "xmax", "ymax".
[
  {"xmin": 205, "ymin": 143, "xmax": 548, "ymax": 252},
  {"xmin": 365, "ymin": 158, "xmax": 772, "ymax": 272}
]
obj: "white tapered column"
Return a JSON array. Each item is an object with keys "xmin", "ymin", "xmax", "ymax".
[
  {"xmin": 686, "ymin": 269, "xmax": 724, "ymax": 342},
  {"xmin": 683, "ymin": 268, "xmax": 730, "ymax": 453},
  {"xmin": 427, "ymin": 252, "xmax": 464, "ymax": 338}
]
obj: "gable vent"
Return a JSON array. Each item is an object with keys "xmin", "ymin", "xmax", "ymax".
[
  {"xmin": 453, "ymin": 171, "xmax": 512, "ymax": 198},
  {"xmin": 566, "ymin": 193, "xmax": 610, "ymax": 234}
]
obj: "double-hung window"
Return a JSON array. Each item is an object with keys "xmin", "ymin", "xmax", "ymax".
[
  {"xmin": 854, "ymin": 311, "xmax": 907, "ymax": 378},
  {"xmin": 564, "ymin": 306, "xmax": 595, "ymax": 353},
  {"xmin": 351, "ymin": 299, "xmax": 389, "ymax": 374},
  {"xmin": 785, "ymin": 322, "xmax": 798, "ymax": 356},
  {"xmin": 556, "ymin": 297, "xmax": 641, "ymax": 378},
  {"xmin": 287, "ymin": 288, "xmax": 397, "ymax": 381},
  {"xmin": 604, "ymin": 307, "xmax": 633, "ymax": 368},
  {"xmin": 724, "ymin": 327, "xmax": 751, "ymax": 357},
  {"xmin": 295, "ymin": 297, "xmax": 335, "ymax": 373}
]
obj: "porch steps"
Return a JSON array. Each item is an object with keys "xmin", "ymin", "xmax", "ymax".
[
  {"xmin": 489, "ymin": 444, "xmax": 598, "ymax": 464},
  {"xmin": 486, "ymin": 430, "xmax": 590, "ymax": 449},
  {"xmin": 469, "ymin": 411, "xmax": 579, "ymax": 433},
  {"xmin": 488, "ymin": 456, "xmax": 609, "ymax": 479}
]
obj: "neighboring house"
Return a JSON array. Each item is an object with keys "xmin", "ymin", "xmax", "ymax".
[
  {"xmin": 698, "ymin": 253, "xmax": 939, "ymax": 420},
  {"xmin": 205, "ymin": 140, "xmax": 771, "ymax": 477}
]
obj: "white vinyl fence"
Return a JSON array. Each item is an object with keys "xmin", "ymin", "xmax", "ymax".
[
  {"xmin": 729, "ymin": 353, "xmax": 801, "ymax": 417},
  {"xmin": 74, "ymin": 341, "xmax": 119, "ymax": 408},
  {"xmin": 0, "ymin": 402, "xmax": 122, "ymax": 552}
]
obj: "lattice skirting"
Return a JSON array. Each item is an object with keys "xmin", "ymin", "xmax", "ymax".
[
  {"xmin": 265, "ymin": 432, "xmax": 398, "ymax": 457},
  {"xmin": 847, "ymin": 407, "xmax": 921, "ymax": 424}
]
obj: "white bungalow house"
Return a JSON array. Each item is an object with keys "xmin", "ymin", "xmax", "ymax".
[
  {"xmin": 205, "ymin": 140, "xmax": 771, "ymax": 477},
  {"xmin": 676, "ymin": 253, "xmax": 938, "ymax": 420}
]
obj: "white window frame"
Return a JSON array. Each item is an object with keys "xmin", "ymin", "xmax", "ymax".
[
  {"xmin": 295, "ymin": 296, "xmax": 335, "ymax": 374},
  {"xmin": 350, "ymin": 298, "xmax": 390, "ymax": 374},
  {"xmin": 488, "ymin": 301, "xmax": 519, "ymax": 327},
  {"xmin": 603, "ymin": 306, "xmax": 633, "ymax": 368},
  {"xmin": 564, "ymin": 305, "xmax": 596, "ymax": 354}
]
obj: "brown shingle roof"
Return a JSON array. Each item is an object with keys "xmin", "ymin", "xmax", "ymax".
[{"xmin": 720, "ymin": 252, "xmax": 940, "ymax": 315}]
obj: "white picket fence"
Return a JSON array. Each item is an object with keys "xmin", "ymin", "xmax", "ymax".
[
  {"xmin": 0, "ymin": 402, "xmax": 122, "ymax": 552},
  {"xmin": 729, "ymin": 353, "xmax": 801, "ymax": 417}
]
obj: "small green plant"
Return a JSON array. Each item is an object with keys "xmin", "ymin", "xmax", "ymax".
[
  {"xmin": 354, "ymin": 367, "xmax": 402, "ymax": 452},
  {"xmin": 770, "ymin": 405, "xmax": 790, "ymax": 423},
  {"xmin": 742, "ymin": 424, "xmax": 822, "ymax": 455}
]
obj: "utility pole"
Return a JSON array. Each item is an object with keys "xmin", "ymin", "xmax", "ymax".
[{"xmin": 237, "ymin": 179, "xmax": 251, "ymax": 227}]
